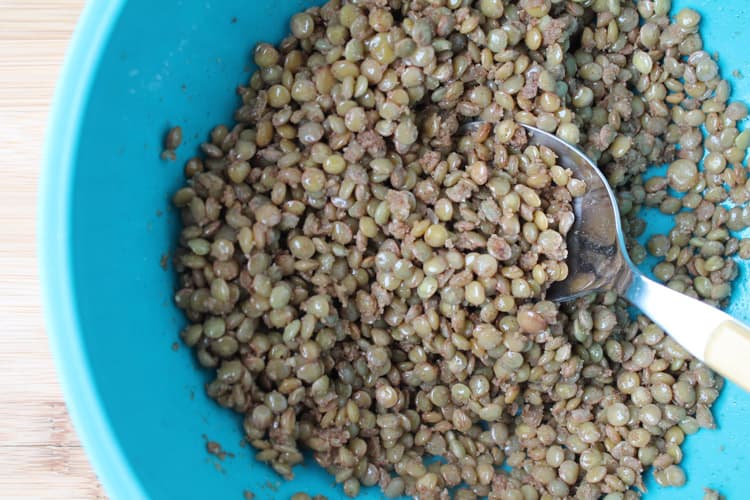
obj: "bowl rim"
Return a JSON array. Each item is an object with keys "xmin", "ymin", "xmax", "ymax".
[{"xmin": 38, "ymin": 1, "xmax": 147, "ymax": 498}]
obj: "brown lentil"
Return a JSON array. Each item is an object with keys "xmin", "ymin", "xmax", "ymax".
[
  {"xmin": 161, "ymin": 125, "xmax": 183, "ymax": 160},
  {"xmin": 170, "ymin": 1, "xmax": 744, "ymax": 498}
]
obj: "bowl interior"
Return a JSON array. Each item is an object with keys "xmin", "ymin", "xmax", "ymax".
[{"xmin": 48, "ymin": 0, "xmax": 750, "ymax": 498}]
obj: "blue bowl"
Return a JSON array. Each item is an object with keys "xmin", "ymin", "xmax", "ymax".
[{"xmin": 40, "ymin": 0, "xmax": 750, "ymax": 498}]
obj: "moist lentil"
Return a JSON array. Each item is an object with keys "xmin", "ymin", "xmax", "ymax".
[
  {"xmin": 162, "ymin": 125, "xmax": 183, "ymax": 161},
  {"xmin": 170, "ymin": 0, "xmax": 749, "ymax": 498}
]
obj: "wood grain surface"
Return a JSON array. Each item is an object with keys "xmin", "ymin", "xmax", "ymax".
[{"xmin": 0, "ymin": 1, "xmax": 106, "ymax": 497}]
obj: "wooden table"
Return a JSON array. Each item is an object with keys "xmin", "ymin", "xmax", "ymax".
[{"xmin": 0, "ymin": 1, "xmax": 105, "ymax": 497}]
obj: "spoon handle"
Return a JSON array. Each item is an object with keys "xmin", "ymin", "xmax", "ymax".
[{"xmin": 624, "ymin": 270, "xmax": 750, "ymax": 392}]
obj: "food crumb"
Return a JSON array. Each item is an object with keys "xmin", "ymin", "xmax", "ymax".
[
  {"xmin": 733, "ymin": 69, "xmax": 744, "ymax": 79},
  {"xmin": 704, "ymin": 487, "xmax": 724, "ymax": 500},
  {"xmin": 159, "ymin": 253, "xmax": 169, "ymax": 270},
  {"xmin": 206, "ymin": 441, "xmax": 226, "ymax": 460},
  {"xmin": 264, "ymin": 481, "xmax": 279, "ymax": 492},
  {"xmin": 171, "ymin": 342, "xmax": 179, "ymax": 352},
  {"xmin": 243, "ymin": 492, "xmax": 254, "ymax": 500},
  {"xmin": 290, "ymin": 493, "xmax": 327, "ymax": 500},
  {"xmin": 155, "ymin": 209, "xmax": 163, "ymax": 217},
  {"xmin": 203, "ymin": 435, "xmax": 234, "ymax": 461},
  {"xmin": 231, "ymin": 16, "xmax": 238, "ymax": 24}
]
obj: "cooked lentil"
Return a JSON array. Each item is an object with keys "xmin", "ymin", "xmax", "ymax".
[
  {"xmin": 170, "ymin": 0, "xmax": 748, "ymax": 498},
  {"xmin": 162, "ymin": 125, "xmax": 182, "ymax": 161}
]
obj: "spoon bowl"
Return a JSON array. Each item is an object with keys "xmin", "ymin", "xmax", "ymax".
[
  {"xmin": 461, "ymin": 121, "xmax": 750, "ymax": 391},
  {"xmin": 510, "ymin": 125, "xmax": 633, "ymax": 302}
]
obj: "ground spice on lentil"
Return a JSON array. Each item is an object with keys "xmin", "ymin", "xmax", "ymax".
[{"xmin": 170, "ymin": 0, "xmax": 750, "ymax": 498}]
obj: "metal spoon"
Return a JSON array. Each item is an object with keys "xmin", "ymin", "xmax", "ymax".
[{"xmin": 461, "ymin": 121, "xmax": 750, "ymax": 391}]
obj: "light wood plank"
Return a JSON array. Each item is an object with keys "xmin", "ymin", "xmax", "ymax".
[
  {"xmin": 0, "ymin": 447, "xmax": 106, "ymax": 499},
  {"xmin": 0, "ymin": 0, "xmax": 104, "ymax": 498}
]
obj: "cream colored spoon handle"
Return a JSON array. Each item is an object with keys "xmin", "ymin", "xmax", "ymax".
[
  {"xmin": 704, "ymin": 321, "xmax": 750, "ymax": 391},
  {"xmin": 624, "ymin": 270, "xmax": 750, "ymax": 392}
]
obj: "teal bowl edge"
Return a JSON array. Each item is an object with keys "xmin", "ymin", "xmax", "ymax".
[{"xmin": 37, "ymin": 1, "xmax": 147, "ymax": 499}]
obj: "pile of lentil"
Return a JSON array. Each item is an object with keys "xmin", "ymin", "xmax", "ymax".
[{"xmin": 170, "ymin": 0, "xmax": 750, "ymax": 498}]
